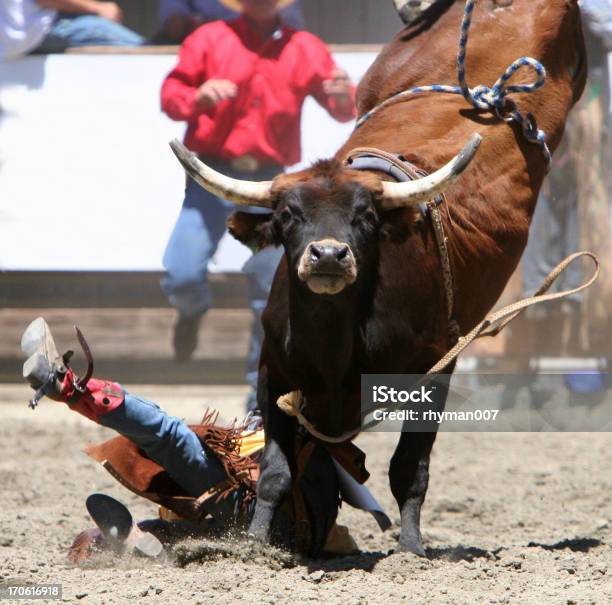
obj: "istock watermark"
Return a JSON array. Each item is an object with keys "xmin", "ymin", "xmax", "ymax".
[
  {"xmin": 361, "ymin": 373, "xmax": 612, "ymax": 432},
  {"xmin": 371, "ymin": 385, "xmax": 436, "ymax": 404}
]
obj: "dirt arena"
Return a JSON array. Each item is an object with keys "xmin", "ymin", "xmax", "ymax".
[{"xmin": 1, "ymin": 384, "xmax": 610, "ymax": 604}]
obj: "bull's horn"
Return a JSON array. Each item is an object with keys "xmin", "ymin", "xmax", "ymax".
[
  {"xmin": 169, "ymin": 139, "xmax": 274, "ymax": 208},
  {"xmin": 380, "ymin": 133, "xmax": 482, "ymax": 209}
]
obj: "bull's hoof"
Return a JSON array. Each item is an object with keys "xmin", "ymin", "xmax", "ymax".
[
  {"xmin": 246, "ymin": 524, "xmax": 269, "ymax": 544},
  {"xmin": 396, "ymin": 538, "xmax": 427, "ymax": 557},
  {"xmin": 247, "ymin": 503, "xmax": 275, "ymax": 544}
]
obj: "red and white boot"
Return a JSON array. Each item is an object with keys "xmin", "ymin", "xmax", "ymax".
[{"xmin": 21, "ymin": 317, "xmax": 124, "ymax": 422}]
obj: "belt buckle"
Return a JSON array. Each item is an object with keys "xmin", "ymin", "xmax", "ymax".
[{"xmin": 231, "ymin": 155, "xmax": 259, "ymax": 173}]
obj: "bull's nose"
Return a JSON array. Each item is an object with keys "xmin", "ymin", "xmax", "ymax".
[
  {"xmin": 298, "ymin": 238, "xmax": 358, "ymax": 290},
  {"xmin": 310, "ymin": 243, "xmax": 350, "ymax": 264}
]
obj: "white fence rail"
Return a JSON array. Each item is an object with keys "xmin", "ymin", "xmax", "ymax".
[{"xmin": 0, "ymin": 52, "xmax": 375, "ymax": 271}]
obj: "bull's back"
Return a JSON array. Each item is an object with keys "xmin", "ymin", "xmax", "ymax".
[
  {"xmin": 340, "ymin": 0, "xmax": 585, "ymax": 335},
  {"xmin": 358, "ymin": 0, "xmax": 584, "ymax": 121}
]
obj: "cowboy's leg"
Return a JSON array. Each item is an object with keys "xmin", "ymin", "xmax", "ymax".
[
  {"xmin": 102, "ymin": 395, "xmax": 255, "ymax": 526},
  {"xmin": 99, "ymin": 393, "xmax": 226, "ymax": 497},
  {"xmin": 29, "ymin": 362, "xmax": 226, "ymax": 498}
]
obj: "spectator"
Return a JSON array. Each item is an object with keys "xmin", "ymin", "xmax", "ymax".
[
  {"xmin": 160, "ymin": 0, "xmax": 355, "ymax": 409},
  {"xmin": 155, "ymin": 0, "xmax": 303, "ymax": 44},
  {"xmin": 0, "ymin": 0, "xmax": 143, "ymax": 58},
  {"xmin": 521, "ymin": 0, "xmax": 612, "ymax": 355}
]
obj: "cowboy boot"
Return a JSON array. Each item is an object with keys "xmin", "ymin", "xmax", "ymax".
[
  {"xmin": 21, "ymin": 317, "xmax": 124, "ymax": 422},
  {"xmin": 21, "ymin": 317, "xmax": 63, "ymax": 397}
]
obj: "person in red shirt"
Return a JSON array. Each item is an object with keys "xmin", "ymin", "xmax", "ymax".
[{"xmin": 160, "ymin": 0, "xmax": 355, "ymax": 409}]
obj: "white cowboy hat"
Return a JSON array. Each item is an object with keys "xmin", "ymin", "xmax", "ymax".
[{"xmin": 219, "ymin": 0, "xmax": 296, "ymax": 12}]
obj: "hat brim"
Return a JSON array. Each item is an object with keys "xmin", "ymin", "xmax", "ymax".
[{"xmin": 219, "ymin": 0, "xmax": 295, "ymax": 12}]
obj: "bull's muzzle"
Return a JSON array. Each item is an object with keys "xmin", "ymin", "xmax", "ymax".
[{"xmin": 297, "ymin": 238, "xmax": 357, "ymax": 295}]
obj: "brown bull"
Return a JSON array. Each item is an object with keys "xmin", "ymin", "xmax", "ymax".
[{"xmin": 171, "ymin": 0, "xmax": 586, "ymax": 555}]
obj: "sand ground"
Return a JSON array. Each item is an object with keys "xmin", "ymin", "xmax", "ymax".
[{"xmin": 0, "ymin": 384, "xmax": 610, "ymax": 605}]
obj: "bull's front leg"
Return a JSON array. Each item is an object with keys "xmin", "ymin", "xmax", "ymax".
[
  {"xmin": 248, "ymin": 436, "xmax": 293, "ymax": 541},
  {"xmin": 389, "ymin": 431, "xmax": 437, "ymax": 556},
  {"xmin": 389, "ymin": 372, "xmax": 452, "ymax": 556},
  {"xmin": 248, "ymin": 368, "xmax": 295, "ymax": 542}
]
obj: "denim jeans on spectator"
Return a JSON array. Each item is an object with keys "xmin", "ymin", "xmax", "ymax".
[
  {"xmin": 242, "ymin": 246, "xmax": 284, "ymax": 410},
  {"xmin": 522, "ymin": 188, "xmax": 582, "ymax": 304},
  {"xmin": 35, "ymin": 14, "xmax": 143, "ymax": 52},
  {"xmin": 162, "ymin": 169, "xmax": 284, "ymax": 409}
]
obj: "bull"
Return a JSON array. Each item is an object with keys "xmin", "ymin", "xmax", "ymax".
[{"xmin": 171, "ymin": 0, "xmax": 587, "ymax": 555}]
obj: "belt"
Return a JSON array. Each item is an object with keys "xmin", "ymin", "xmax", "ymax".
[{"xmin": 198, "ymin": 154, "xmax": 282, "ymax": 174}]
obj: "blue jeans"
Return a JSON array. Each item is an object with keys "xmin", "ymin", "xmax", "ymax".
[
  {"xmin": 35, "ymin": 14, "xmax": 143, "ymax": 52},
  {"xmin": 522, "ymin": 187, "xmax": 582, "ymax": 303},
  {"xmin": 100, "ymin": 393, "xmax": 227, "ymax": 497},
  {"xmin": 162, "ymin": 171, "xmax": 284, "ymax": 408},
  {"xmin": 162, "ymin": 178, "xmax": 235, "ymax": 318},
  {"xmin": 100, "ymin": 393, "xmax": 253, "ymax": 524},
  {"xmin": 242, "ymin": 246, "xmax": 284, "ymax": 409}
]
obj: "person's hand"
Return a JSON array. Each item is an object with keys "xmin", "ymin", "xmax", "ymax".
[
  {"xmin": 94, "ymin": 1, "xmax": 123, "ymax": 23},
  {"xmin": 322, "ymin": 68, "xmax": 353, "ymax": 107},
  {"xmin": 195, "ymin": 79, "xmax": 238, "ymax": 108}
]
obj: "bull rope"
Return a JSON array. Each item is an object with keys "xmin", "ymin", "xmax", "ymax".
[
  {"xmin": 355, "ymin": 0, "xmax": 552, "ymax": 168},
  {"xmin": 277, "ymin": 251, "xmax": 600, "ymax": 443}
]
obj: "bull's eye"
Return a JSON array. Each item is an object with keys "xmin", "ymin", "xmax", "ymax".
[
  {"xmin": 352, "ymin": 199, "xmax": 378, "ymax": 228},
  {"xmin": 354, "ymin": 207, "xmax": 378, "ymax": 227},
  {"xmin": 280, "ymin": 208, "xmax": 292, "ymax": 223},
  {"xmin": 364, "ymin": 209, "xmax": 378, "ymax": 225}
]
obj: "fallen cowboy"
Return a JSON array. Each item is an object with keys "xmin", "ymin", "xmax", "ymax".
[
  {"xmin": 169, "ymin": 0, "xmax": 596, "ymax": 557},
  {"xmin": 21, "ymin": 0, "xmax": 599, "ymax": 563},
  {"xmin": 21, "ymin": 318, "xmax": 391, "ymax": 562}
]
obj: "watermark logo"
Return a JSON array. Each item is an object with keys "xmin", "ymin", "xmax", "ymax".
[
  {"xmin": 361, "ymin": 373, "xmax": 611, "ymax": 432},
  {"xmin": 372, "ymin": 385, "xmax": 435, "ymax": 404}
]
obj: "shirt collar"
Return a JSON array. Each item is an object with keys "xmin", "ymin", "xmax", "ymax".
[{"xmin": 235, "ymin": 15, "xmax": 288, "ymax": 47}]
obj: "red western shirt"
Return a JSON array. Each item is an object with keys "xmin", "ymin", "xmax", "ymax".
[{"xmin": 161, "ymin": 17, "xmax": 356, "ymax": 166}]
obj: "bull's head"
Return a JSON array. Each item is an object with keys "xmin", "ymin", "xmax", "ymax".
[{"xmin": 169, "ymin": 134, "xmax": 480, "ymax": 296}]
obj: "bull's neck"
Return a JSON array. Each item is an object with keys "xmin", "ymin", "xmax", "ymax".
[{"xmin": 287, "ymin": 277, "xmax": 360, "ymax": 383}]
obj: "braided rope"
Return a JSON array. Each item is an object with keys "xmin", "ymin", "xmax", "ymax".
[
  {"xmin": 277, "ymin": 391, "xmax": 360, "ymax": 444},
  {"xmin": 355, "ymin": 0, "xmax": 552, "ymax": 167},
  {"xmin": 277, "ymin": 252, "xmax": 600, "ymax": 441}
]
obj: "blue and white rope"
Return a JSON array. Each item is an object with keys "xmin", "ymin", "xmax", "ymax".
[{"xmin": 355, "ymin": 0, "xmax": 552, "ymax": 167}]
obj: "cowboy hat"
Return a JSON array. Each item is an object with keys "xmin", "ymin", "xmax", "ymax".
[{"xmin": 219, "ymin": 0, "xmax": 296, "ymax": 11}]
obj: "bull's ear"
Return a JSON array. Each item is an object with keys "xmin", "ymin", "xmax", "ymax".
[
  {"xmin": 379, "ymin": 206, "xmax": 423, "ymax": 242},
  {"xmin": 227, "ymin": 211, "xmax": 279, "ymax": 251}
]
